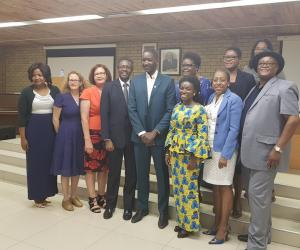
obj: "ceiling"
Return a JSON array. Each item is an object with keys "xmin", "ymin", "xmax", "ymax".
[{"xmin": 1, "ymin": 0, "xmax": 300, "ymax": 46}]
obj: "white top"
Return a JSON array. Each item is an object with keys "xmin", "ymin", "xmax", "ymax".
[
  {"xmin": 138, "ymin": 70, "xmax": 158, "ymax": 136},
  {"xmin": 146, "ymin": 70, "xmax": 158, "ymax": 104},
  {"xmin": 205, "ymin": 94, "xmax": 224, "ymax": 147},
  {"xmin": 31, "ymin": 90, "xmax": 54, "ymax": 114}
]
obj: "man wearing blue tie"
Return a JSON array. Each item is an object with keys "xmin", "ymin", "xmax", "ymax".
[{"xmin": 128, "ymin": 49, "xmax": 176, "ymax": 229}]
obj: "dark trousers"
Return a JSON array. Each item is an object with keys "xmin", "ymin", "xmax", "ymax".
[
  {"xmin": 134, "ymin": 143, "xmax": 169, "ymax": 215},
  {"xmin": 106, "ymin": 142, "xmax": 136, "ymax": 210}
]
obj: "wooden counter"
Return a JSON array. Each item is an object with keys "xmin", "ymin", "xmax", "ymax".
[{"xmin": 289, "ymin": 124, "xmax": 300, "ymax": 172}]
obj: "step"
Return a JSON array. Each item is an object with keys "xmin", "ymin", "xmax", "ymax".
[
  {"xmin": 1, "ymin": 138, "xmax": 299, "ymax": 201},
  {"xmin": 0, "ymin": 149, "xmax": 26, "ymax": 167},
  {"xmin": 0, "ymin": 164, "xmax": 299, "ymax": 248},
  {"xmin": 0, "ymin": 149, "xmax": 300, "ymax": 223},
  {"xmin": 0, "ymin": 138, "xmax": 23, "ymax": 153}
]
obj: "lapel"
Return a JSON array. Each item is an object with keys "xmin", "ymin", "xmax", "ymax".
[
  {"xmin": 149, "ymin": 72, "xmax": 162, "ymax": 107},
  {"xmin": 217, "ymin": 89, "xmax": 231, "ymax": 115},
  {"xmin": 249, "ymin": 76, "xmax": 278, "ymax": 111},
  {"xmin": 113, "ymin": 80, "xmax": 126, "ymax": 105},
  {"xmin": 140, "ymin": 73, "xmax": 149, "ymax": 108}
]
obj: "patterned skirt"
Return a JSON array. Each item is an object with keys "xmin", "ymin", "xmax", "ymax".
[
  {"xmin": 170, "ymin": 151, "xmax": 201, "ymax": 232},
  {"xmin": 84, "ymin": 130, "xmax": 108, "ymax": 172}
]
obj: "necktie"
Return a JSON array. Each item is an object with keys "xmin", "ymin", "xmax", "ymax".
[{"xmin": 123, "ymin": 82, "xmax": 128, "ymax": 103}]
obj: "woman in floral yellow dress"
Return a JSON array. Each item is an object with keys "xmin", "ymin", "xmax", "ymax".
[{"xmin": 165, "ymin": 75, "xmax": 210, "ymax": 238}]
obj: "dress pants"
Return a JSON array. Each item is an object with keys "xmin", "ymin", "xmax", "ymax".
[
  {"xmin": 247, "ymin": 168, "xmax": 277, "ymax": 250},
  {"xmin": 134, "ymin": 143, "xmax": 169, "ymax": 215},
  {"xmin": 106, "ymin": 142, "xmax": 136, "ymax": 210}
]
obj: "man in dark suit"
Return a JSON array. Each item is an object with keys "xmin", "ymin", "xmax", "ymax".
[
  {"xmin": 101, "ymin": 58, "xmax": 136, "ymax": 220},
  {"xmin": 128, "ymin": 49, "xmax": 176, "ymax": 229}
]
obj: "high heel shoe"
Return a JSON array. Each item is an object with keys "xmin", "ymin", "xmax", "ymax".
[
  {"xmin": 202, "ymin": 228, "xmax": 217, "ymax": 236},
  {"xmin": 208, "ymin": 231, "xmax": 229, "ymax": 245}
]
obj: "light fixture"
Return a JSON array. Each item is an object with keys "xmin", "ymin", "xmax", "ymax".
[
  {"xmin": 137, "ymin": 0, "xmax": 300, "ymax": 15},
  {"xmin": 0, "ymin": 22, "xmax": 30, "ymax": 28},
  {"xmin": 37, "ymin": 15, "xmax": 103, "ymax": 24}
]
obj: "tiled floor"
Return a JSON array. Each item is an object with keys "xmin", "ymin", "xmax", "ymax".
[{"xmin": 0, "ymin": 180, "xmax": 298, "ymax": 250}]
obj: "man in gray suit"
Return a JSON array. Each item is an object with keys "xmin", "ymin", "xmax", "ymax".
[
  {"xmin": 128, "ymin": 49, "xmax": 176, "ymax": 228},
  {"xmin": 240, "ymin": 51, "xmax": 299, "ymax": 250}
]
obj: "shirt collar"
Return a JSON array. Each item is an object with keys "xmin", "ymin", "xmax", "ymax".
[
  {"xmin": 146, "ymin": 70, "xmax": 158, "ymax": 80},
  {"xmin": 119, "ymin": 78, "xmax": 130, "ymax": 86}
]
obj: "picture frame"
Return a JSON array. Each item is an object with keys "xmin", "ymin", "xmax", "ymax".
[
  {"xmin": 160, "ymin": 48, "xmax": 181, "ymax": 75},
  {"xmin": 142, "ymin": 43, "xmax": 157, "ymax": 55}
]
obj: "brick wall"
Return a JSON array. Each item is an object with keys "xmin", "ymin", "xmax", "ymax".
[
  {"xmin": 3, "ymin": 46, "xmax": 46, "ymax": 93},
  {"xmin": 1, "ymin": 35, "xmax": 279, "ymax": 93}
]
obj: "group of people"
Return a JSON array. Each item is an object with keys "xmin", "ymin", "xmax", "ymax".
[{"xmin": 17, "ymin": 38, "xmax": 299, "ymax": 250}]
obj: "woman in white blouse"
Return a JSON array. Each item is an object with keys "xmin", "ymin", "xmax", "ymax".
[
  {"xmin": 18, "ymin": 63, "xmax": 60, "ymax": 208},
  {"xmin": 203, "ymin": 69, "xmax": 243, "ymax": 244}
]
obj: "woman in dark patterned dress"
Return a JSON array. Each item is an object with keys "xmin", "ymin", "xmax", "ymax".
[{"xmin": 80, "ymin": 64, "xmax": 112, "ymax": 213}]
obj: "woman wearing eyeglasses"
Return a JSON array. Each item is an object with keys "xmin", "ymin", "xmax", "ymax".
[
  {"xmin": 51, "ymin": 71, "xmax": 87, "ymax": 211},
  {"xmin": 223, "ymin": 47, "xmax": 256, "ymax": 219},
  {"xmin": 80, "ymin": 64, "xmax": 112, "ymax": 213}
]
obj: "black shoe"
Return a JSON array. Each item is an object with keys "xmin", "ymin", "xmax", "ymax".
[
  {"xmin": 177, "ymin": 229, "xmax": 190, "ymax": 238},
  {"xmin": 158, "ymin": 214, "xmax": 169, "ymax": 229},
  {"xmin": 103, "ymin": 208, "xmax": 114, "ymax": 219},
  {"xmin": 238, "ymin": 234, "xmax": 248, "ymax": 242},
  {"xmin": 123, "ymin": 210, "xmax": 132, "ymax": 220},
  {"xmin": 131, "ymin": 210, "xmax": 148, "ymax": 223}
]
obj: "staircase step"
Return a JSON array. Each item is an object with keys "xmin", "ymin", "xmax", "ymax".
[
  {"xmin": 0, "ymin": 138, "xmax": 23, "ymax": 153},
  {"xmin": 0, "ymin": 149, "xmax": 25, "ymax": 167}
]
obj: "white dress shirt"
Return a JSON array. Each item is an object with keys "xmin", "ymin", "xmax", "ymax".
[{"xmin": 138, "ymin": 70, "xmax": 158, "ymax": 136}]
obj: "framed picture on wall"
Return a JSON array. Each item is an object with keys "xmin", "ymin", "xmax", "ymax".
[
  {"xmin": 142, "ymin": 43, "xmax": 157, "ymax": 55},
  {"xmin": 160, "ymin": 48, "xmax": 181, "ymax": 75}
]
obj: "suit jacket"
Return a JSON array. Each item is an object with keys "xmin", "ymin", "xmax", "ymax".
[
  {"xmin": 208, "ymin": 89, "xmax": 243, "ymax": 160},
  {"xmin": 100, "ymin": 80, "xmax": 132, "ymax": 148},
  {"xmin": 128, "ymin": 72, "xmax": 176, "ymax": 146},
  {"xmin": 230, "ymin": 69, "xmax": 256, "ymax": 101},
  {"xmin": 241, "ymin": 77, "xmax": 299, "ymax": 172}
]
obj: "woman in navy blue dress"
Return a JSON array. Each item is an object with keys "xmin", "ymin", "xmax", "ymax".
[
  {"xmin": 18, "ymin": 63, "xmax": 59, "ymax": 208},
  {"xmin": 51, "ymin": 71, "xmax": 86, "ymax": 211}
]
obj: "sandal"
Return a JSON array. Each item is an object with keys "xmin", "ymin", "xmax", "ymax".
[
  {"xmin": 42, "ymin": 199, "xmax": 51, "ymax": 206},
  {"xmin": 88, "ymin": 197, "xmax": 101, "ymax": 213},
  {"xmin": 97, "ymin": 194, "xmax": 107, "ymax": 209},
  {"xmin": 34, "ymin": 200, "xmax": 46, "ymax": 208}
]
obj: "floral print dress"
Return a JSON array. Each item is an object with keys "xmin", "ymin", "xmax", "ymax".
[{"xmin": 165, "ymin": 103, "xmax": 210, "ymax": 232}]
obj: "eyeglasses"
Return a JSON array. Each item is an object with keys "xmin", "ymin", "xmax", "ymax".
[
  {"xmin": 69, "ymin": 79, "xmax": 80, "ymax": 82},
  {"xmin": 258, "ymin": 62, "xmax": 277, "ymax": 68},
  {"xmin": 223, "ymin": 56, "xmax": 238, "ymax": 61},
  {"xmin": 182, "ymin": 63, "xmax": 196, "ymax": 68},
  {"xmin": 95, "ymin": 72, "xmax": 106, "ymax": 75}
]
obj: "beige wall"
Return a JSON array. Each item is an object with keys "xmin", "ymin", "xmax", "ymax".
[{"xmin": 0, "ymin": 35, "xmax": 279, "ymax": 93}]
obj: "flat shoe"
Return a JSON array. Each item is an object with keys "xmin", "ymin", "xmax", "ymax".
[
  {"xmin": 71, "ymin": 197, "xmax": 83, "ymax": 207},
  {"xmin": 62, "ymin": 199, "xmax": 74, "ymax": 211},
  {"xmin": 177, "ymin": 229, "xmax": 190, "ymax": 238}
]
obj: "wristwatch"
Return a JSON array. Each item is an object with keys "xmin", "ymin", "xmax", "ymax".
[{"xmin": 274, "ymin": 145, "xmax": 283, "ymax": 153}]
